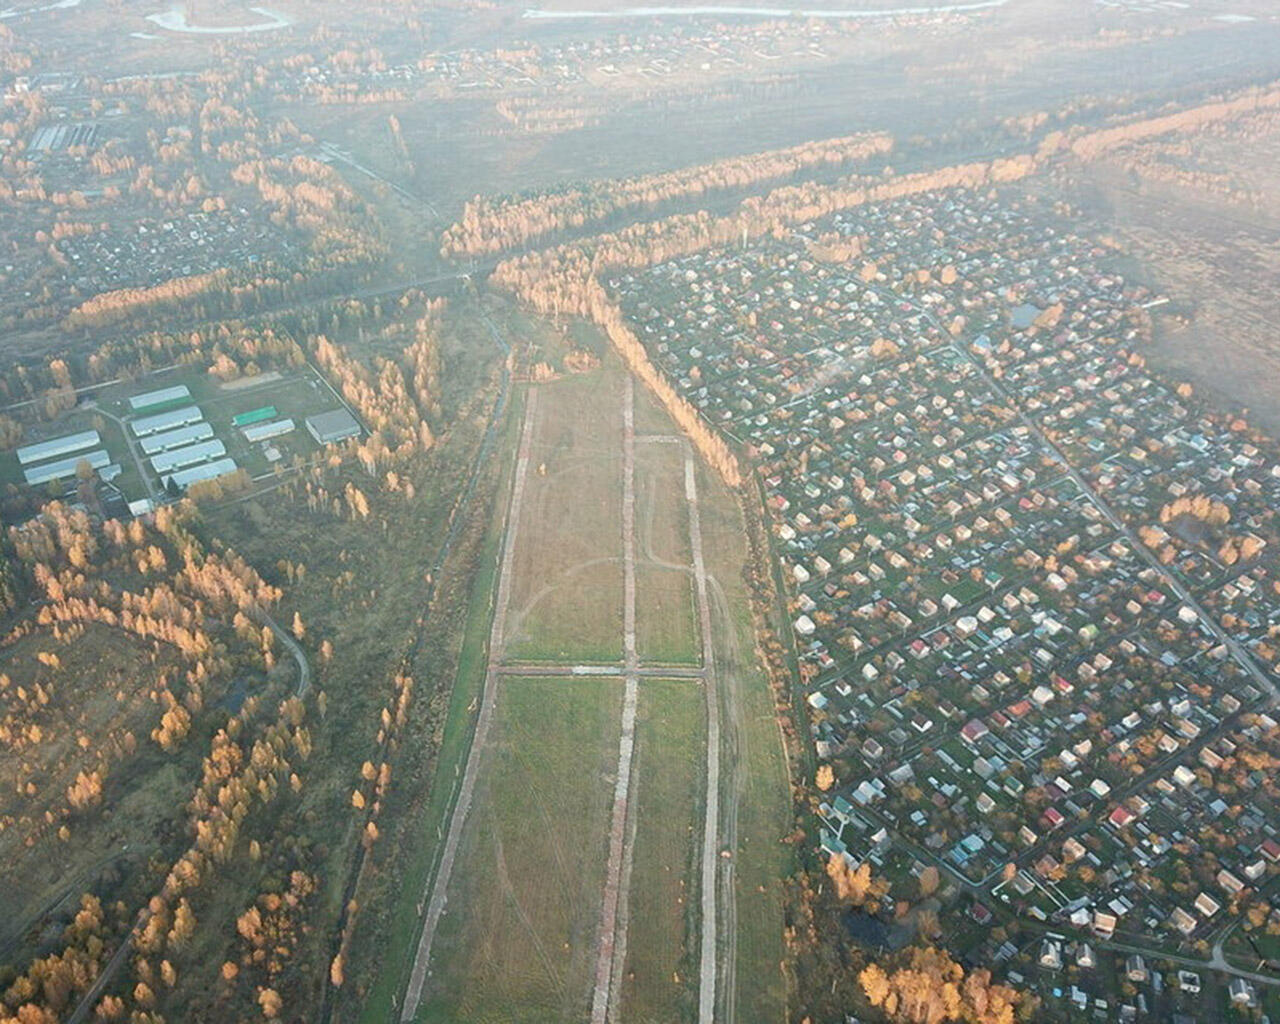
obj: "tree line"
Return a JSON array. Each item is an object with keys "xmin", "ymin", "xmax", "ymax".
[{"xmin": 442, "ymin": 132, "xmax": 894, "ymax": 257}]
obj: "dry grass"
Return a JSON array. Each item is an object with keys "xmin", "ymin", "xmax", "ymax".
[
  {"xmin": 419, "ymin": 676, "xmax": 623, "ymax": 1023},
  {"xmin": 505, "ymin": 368, "xmax": 625, "ymax": 664}
]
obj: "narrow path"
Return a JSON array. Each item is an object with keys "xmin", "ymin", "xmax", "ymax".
[
  {"xmin": 65, "ymin": 922, "xmax": 140, "ymax": 1024},
  {"xmin": 686, "ymin": 447, "xmax": 723, "ymax": 1024},
  {"xmin": 706, "ymin": 572, "xmax": 743, "ymax": 1024},
  {"xmin": 398, "ymin": 387, "xmax": 540, "ymax": 1023},
  {"xmin": 607, "ymin": 772, "xmax": 641, "ymax": 1021},
  {"xmin": 590, "ymin": 376, "xmax": 641, "ymax": 1024},
  {"xmin": 258, "ymin": 609, "xmax": 311, "ymax": 696},
  {"xmin": 93, "ymin": 406, "xmax": 157, "ymax": 502},
  {"xmin": 495, "ymin": 663, "xmax": 704, "ymax": 679}
]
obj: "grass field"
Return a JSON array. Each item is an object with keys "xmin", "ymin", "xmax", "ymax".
[
  {"xmin": 418, "ymin": 676, "xmax": 622, "ymax": 1023},
  {"xmin": 697, "ymin": 461, "xmax": 793, "ymax": 1023},
  {"xmin": 504, "ymin": 369, "xmax": 624, "ymax": 664},
  {"xmin": 632, "ymin": 380, "xmax": 684, "ymax": 438},
  {"xmin": 362, "ymin": 343, "xmax": 791, "ymax": 1024},
  {"xmin": 634, "ymin": 440, "xmax": 698, "ymax": 665},
  {"xmin": 618, "ymin": 679, "xmax": 704, "ymax": 1024},
  {"xmin": 635, "ymin": 564, "xmax": 698, "ymax": 665}
]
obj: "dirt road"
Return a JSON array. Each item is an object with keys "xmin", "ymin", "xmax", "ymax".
[{"xmin": 398, "ymin": 388, "xmax": 540, "ymax": 1023}]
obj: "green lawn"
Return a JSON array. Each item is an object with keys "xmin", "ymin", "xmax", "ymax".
[
  {"xmin": 634, "ymin": 440, "xmax": 692, "ymax": 568},
  {"xmin": 636, "ymin": 563, "xmax": 699, "ymax": 665},
  {"xmin": 418, "ymin": 676, "xmax": 623, "ymax": 1023},
  {"xmin": 619, "ymin": 679, "xmax": 705, "ymax": 1024},
  {"xmin": 633, "ymin": 426, "xmax": 698, "ymax": 666}
]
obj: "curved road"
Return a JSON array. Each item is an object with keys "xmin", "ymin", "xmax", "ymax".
[{"xmin": 258, "ymin": 609, "xmax": 312, "ymax": 697}]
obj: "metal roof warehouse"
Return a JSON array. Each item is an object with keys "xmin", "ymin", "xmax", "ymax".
[
  {"xmin": 24, "ymin": 449, "xmax": 111, "ymax": 485},
  {"xmin": 129, "ymin": 384, "xmax": 191, "ymax": 413},
  {"xmin": 243, "ymin": 418, "xmax": 295, "ymax": 443},
  {"xmin": 140, "ymin": 422, "xmax": 214, "ymax": 455},
  {"xmin": 150, "ymin": 439, "xmax": 226, "ymax": 475},
  {"xmin": 131, "ymin": 405, "xmax": 203, "ymax": 437},
  {"xmin": 16, "ymin": 429, "xmax": 101, "ymax": 466},
  {"xmin": 305, "ymin": 408, "xmax": 361, "ymax": 445},
  {"xmin": 165, "ymin": 457, "xmax": 237, "ymax": 491}
]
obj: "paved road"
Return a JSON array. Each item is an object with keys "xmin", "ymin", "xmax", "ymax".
[{"xmin": 399, "ymin": 387, "xmax": 539, "ymax": 1023}]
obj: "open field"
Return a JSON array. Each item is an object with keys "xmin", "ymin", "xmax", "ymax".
[
  {"xmin": 289, "ymin": 13, "xmax": 1280, "ymax": 240},
  {"xmin": 504, "ymin": 369, "xmax": 624, "ymax": 664},
  {"xmin": 695, "ymin": 459, "xmax": 793, "ymax": 1022},
  {"xmin": 617, "ymin": 678, "xmax": 705, "ymax": 1024},
  {"xmin": 384, "ymin": 346, "xmax": 780, "ymax": 1024},
  {"xmin": 1070, "ymin": 131, "xmax": 1280, "ymax": 433},
  {"xmin": 417, "ymin": 676, "xmax": 623, "ymax": 1023},
  {"xmin": 635, "ymin": 563, "xmax": 699, "ymax": 665},
  {"xmin": 635, "ymin": 440, "xmax": 699, "ymax": 665}
]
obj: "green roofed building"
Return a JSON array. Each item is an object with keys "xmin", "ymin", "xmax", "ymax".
[{"xmin": 233, "ymin": 405, "xmax": 277, "ymax": 428}]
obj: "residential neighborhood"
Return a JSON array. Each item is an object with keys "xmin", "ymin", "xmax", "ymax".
[{"xmin": 611, "ymin": 186, "xmax": 1280, "ymax": 1018}]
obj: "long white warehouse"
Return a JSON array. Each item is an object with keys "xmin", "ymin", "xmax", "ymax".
[
  {"xmin": 242, "ymin": 418, "xmax": 295, "ymax": 443},
  {"xmin": 150, "ymin": 439, "xmax": 226, "ymax": 475},
  {"xmin": 24, "ymin": 450, "xmax": 111, "ymax": 485},
  {"xmin": 129, "ymin": 385, "xmax": 190, "ymax": 411},
  {"xmin": 140, "ymin": 422, "xmax": 214, "ymax": 455},
  {"xmin": 131, "ymin": 405, "xmax": 203, "ymax": 438},
  {"xmin": 165, "ymin": 457, "xmax": 237, "ymax": 491},
  {"xmin": 16, "ymin": 429, "xmax": 101, "ymax": 466}
]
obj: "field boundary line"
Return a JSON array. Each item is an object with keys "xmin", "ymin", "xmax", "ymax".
[{"xmin": 591, "ymin": 376, "xmax": 641, "ymax": 1024}]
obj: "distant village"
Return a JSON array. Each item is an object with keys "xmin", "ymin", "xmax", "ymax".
[{"xmin": 612, "ymin": 188, "xmax": 1280, "ymax": 1019}]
